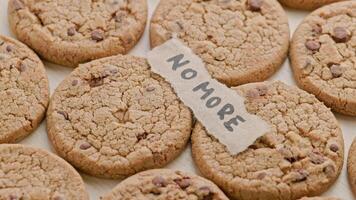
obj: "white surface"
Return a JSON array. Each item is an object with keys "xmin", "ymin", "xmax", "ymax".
[{"xmin": 0, "ymin": 0, "xmax": 354, "ymax": 199}]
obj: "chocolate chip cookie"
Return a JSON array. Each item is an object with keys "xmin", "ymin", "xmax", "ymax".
[
  {"xmin": 298, "ymin": 198, "xmax": 340, "ymax": 200},
  {"xmin": 150, "ymin": 0, "xmax": 290, "ymax": 86},
  {"xmin": 278, "ymin": 0, "xmax": 345, "ymax": 10},
  {"xmin": 290, "ymin": 1, "xmax": 356, "ymax": 116},
  {"xmin": 8, "ymin": 0, "xmax": 147, "ymax": 67},
  {"xmin": 47, "ymin": 55, "xmax": 192, "ymax": 178},
  {"xmin": 192, "ymin": 81, "xmax": 344, "ymax": 200},
  {"xmin": 101, "ymin": 169, "xmax": 229, "ymax": 200},
  {"xmin": 0, "ymin": 35, "xmax": 49, "ymax": 143},
  {"xmin": 0, "ymin": 144, "xmax": 88, "ymax": 199},
  {"xmin": 347, "ymin": 138, "xmax": 356, "ymax": 197}
]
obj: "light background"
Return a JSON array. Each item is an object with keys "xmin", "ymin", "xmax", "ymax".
[{"xmin": 0, "ymin": 0, "xmax": 354, "ymax": 199}]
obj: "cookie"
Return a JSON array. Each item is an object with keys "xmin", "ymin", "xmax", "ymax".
[
  {"xmin": 8, "ymin": 0, "xmax": 147, "ymax": 67},
  {"xmin": 150, "ymin": 0, "xmax": 290, "ymax": 86},
  {"xmin": 347, "ymin": 138, "xmax": 356, "ymax": 196},
  {"xmin": 101, "ymin": 169, "xmax": 229, "ymax": 200},
  {"xmin": 46, "ymin": 55, "xmax": 192, "ymax": 178},
  {"xmin": 290, "ymin": 1, "xmax": 356, "ymax": 116},
  {"xmin": 298, "ymin": 198, "xmax": 340, "ymax": 200},
  {"xmin": 0, "ymin": 144, "xmax": 88, "ymax": 199},
  {"xmin": 0, "ymin": 35, "xmax": 49, "ymax": 143},
  {"xmin": 278, "ymin": 0, "xmax": 345, "ymax": 10},
  {"xmin": 192, "ymin": 81, "xmax": 344, "ymax": 200}
]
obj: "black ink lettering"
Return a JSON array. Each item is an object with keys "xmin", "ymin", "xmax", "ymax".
[
  {"xmin": 224, "ymin": 115, "xmax": 246, "ymax": 132},
  {"xmin": 217, "ymin": 104, "xmax": 234, "ymax": 120},
  {"xmin": 167, "ymin": 54, "xmax": 190, "ymax": 70},
  {"xmin": 206, "ymin": 97, "xmax": 221, "ymax": 108},
  {"xmin": 181, "ymin": 68, "xmax": 197, "ymax": 80},
  {"xmin": 193, "ymin": 82, "xmax": 214, "ymax": 100}
]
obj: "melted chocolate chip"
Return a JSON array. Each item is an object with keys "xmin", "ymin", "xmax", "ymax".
[
  {"xmin": 199, "ymin": 186, "xmax": 214, "ymax": 200},
  {"xmin": 174, "ymin": 177, "xmax": 191, "ymax": 189},
  {"xmin": 72, "ymin": 79, "xmax": 79, "ymax": 86},
  {"xmin": 257, "ymin": 172, "xmax": 266, "ymax": 180},
  {"xmin": 57, "ymin": 111, "xmax": 69, "ymax": 120},
  {"xmin": 248, "ymin": 0, "xmax": 263, "ymax": 11},
  {"xmin": 137, "ymin": 132, "xmax": 148, "ymax": 141},
  {"xmin": 91, "ymin": 30, "xmax": 104, "ymax": 42},
  {"xmin": 67, "ymin": 27, "xmax": 76, "ymax": 36},
  {"xmin": 332, "ymin": 27, "xmax": 350, "ymax": 43},
  {"xmin": 309, "ymin": 152, "xmax": 325, "ymax": 165},
  {"xmin": 6, "ymin": 45, "xmax": 13, "ymax": 52},
  {"xmin": 17, "ymin": 63, "xmax": 26, "ymax": 72},
  {"xmin": 79, "ymin": 142, "xmax": 91, "ymax": 150},
  {"xmin": 53, "ymin": 195, "xmax": 64, "ymax": 200},
  {"xmin": 329, "ymin": 65, "xmax": 343, "ymax": 78},
  {"xmin": 323, "ymin": 165, "xmax": 335, "ymax": 177},
  {"xmin": 88, "ymin": 76, "xmax": 105, "ymax": 87},
  {"xmin": 152, "ymin": 176, "xmax": 167, "ymax": 187},
  {"xmin": 146, "ymin": 86, "xmax": 155, "ymax": 92},
  {"xmin": 330, "ymin": 144, "xmax": 339, "ymax": 152},
  {"xmin": 293, "ymin": 170, "xmax": 308, "ymax": 182},
  {"xmin": 305, "ymin": 40, "xmax": 321, "ymax": 51},
  {"xmin": 312, "ymin": 24, "xmax": 322, "ymax": 34}
]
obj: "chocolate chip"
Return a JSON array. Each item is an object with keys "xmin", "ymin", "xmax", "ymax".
[
  {"xmin": 330, "ymin": 144, "xmax": 339, "ymax": 152},
  {"xmin": 329, "ymin": 65, "xmax": 343, "ymax": 78},
  {"xmin": 17, "ymin": 63, "xmax": 26, "ymax": 72},
  {"xmin": 88, "ymin": 77, "xmax": 104, "ymax": 87},
  {"xmin": 174, "ymin": 178, "xmax": 191, "ymax": 189},
  {"xmin": 12, "ymin": 0, "xmax": 24, "ymax": 11},
  {"xmin": 146, "ymin": 86, "xmax": 155, "ymax": 92},
  {"xmin": 137, "ymin": 132, "xmax": 148, "ymax": 141},
  {"xmin": 152, "ymin": 176, "xmax": 167, "ymax": 187},
  {"xmin": 72, "ymin": 79, "xmax": 79, "ymax": 86},
  {"xmin": 312, "ymin": 24, "xmax": 322, "ymax": 34},
  {"xmin": 293, "ymin": 170, "xmax": 308, "ymax": 183},
  {"xmin": 309, "ymin": 152, "xmax": 325, "ymax": 165},
  {"xmin": 91, "ymin": 29, "xmax": 104, "ymax": 42},
  {"xmin": 67, "ymin": 27, "xmax": 76, "ymax": 36},
  {"xmin": 323, "ymin": 165, "xmax": 335, "ymax": 177},
  {"xmin": 332, "ymin": 27, "xmax": 350, "ymax": 43},
  {"xmin": 257, "ymin": 172, "xmax": 266, "ymax": 180},
  {"xmin": 6, "ymin": 45, "xmax": 13, "ymax": 52},
  {"xmin": 305, "ymin": 40, "xmax": 321, "ymax": 51},
  {"xmin": 79, "ymin": 142, "xmax": 91, "ymax": 150},
  {"xmin": 57, "ymin": 111, "xmax": 69, "ymax": 120},
  {"xmin": 248, "ymin": 0, "xmax": 263, "ymax": 11},
  {"xmin": 53, "ymin": 195, "xmax": 64, "ymax": 200}
]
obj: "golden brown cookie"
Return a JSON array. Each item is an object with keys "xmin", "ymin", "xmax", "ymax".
[
  {"xmin": 0, "ymin": 144, "xmax": 88, "ymax": 199},
  {"xmin": 290, "ymin": 1, "xmax": 356, "ymax": 116},
  {"xmin": 101, "ymin": 169, "xmax": 229, "ymax": 200},
  {"xmin": 278, "ymin": 0, "xmax": 345, "ymax": 10},
  {"xmin": 8, "ymin": 0, "xmax": 147, "ymax": 67},
  {"xmin": 347, "ymin": 138, "xmax": 356, "ymax": 197},
  {"xmin": 192, "ymin": 81, "xmax": 344, "ymax": 200},
  {"xmin": 0, "ymin": 35, "xmax": 49, "ymax": 143},
  {"xmin": 150, "ymin": 0, "xmax": 290, "ymax": 86},
  {"xmin": 47, "ymin": 55, "xmax": 192, "ymax": 178},
  {"xmin": 298, "ymin": 197, "xmax": 340, "ymax": 200}
]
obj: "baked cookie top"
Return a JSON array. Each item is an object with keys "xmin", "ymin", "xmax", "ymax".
[
  {"xmin": 298, "ymin": 197, "xmax": 340, "ymax": 200},
  {"xmin": 101, "ymin": 169, "xmax": 229, "ymax": 200},
  {"xmin": 290, "ymin": 1, "xmax": 356, "ymax": 116},
  {"xmin": 47, "ymin": 55, "xmax": 192, "ymax": 178},
  {"xmin": 0, "ymin": 35, "xmax": 49, "ymax": 143},
  {"xmin": 347, "ymin": 138, "xmax": 356, "ymax": 197},
  {"xmin": 150, "ymin": 0, "xmax": 290, "ymax": 86},
  {"xmin": 192, "ymin": 81, "xmax": 344, "ymax": 200},
  {"xmin": 8, "ymin": 0, "xmax": 147, "ymax": 67},
  {"xmin": 0, "ymin": 144, "xmax": 88, "ymax": 200},
  {"xmin": 278, "ymin": 0, "xmax": 344, "ymax": 10}
]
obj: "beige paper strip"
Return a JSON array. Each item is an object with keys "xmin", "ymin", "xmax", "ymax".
[{"xmin": 147, "ymin": 38, "xmax": 270, "ymax": 155}]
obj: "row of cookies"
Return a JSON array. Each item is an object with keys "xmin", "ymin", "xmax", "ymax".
[
  {"xmin": 1, "ymin": 0, "xmax": 355, "ymax": 199},
  {"xmin": 0, "ymin": 37, "xmax": 347, "ymax": 199}
]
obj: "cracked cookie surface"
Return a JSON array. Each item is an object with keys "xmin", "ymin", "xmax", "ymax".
[
  {"xmin": 150, "ymin": 0, "xmax": 290, "ymax": 86},
  {"xmin": 0, "ymin": 35, "xmax": 49, "ymax": 144},
  {"xmin": 101, "ymin": 169, "xmax": 229, "ymax": 200},
  {"xmin": 192, "ymin": 81, "xmax": 344, "ymax": 200},
  {"xmin": 47, "ymin": 55, "xmax": 192, "ymax": 178},
  {"xmin": 278, "ymin": 0, "xmax": 344, "ymax": 10},
  {"xmin": 0, "ymin": 144, "xmax": 88, "ymax": 200},
  {"xmin": 290, "ymin": 1, "xmax": 356, "ymax": 116},
  {"xmin": 347, "ymin": 138, "xmax": 356, "ymax": 197},
  {"xmin": 8, "ymin": 0, "xmax": 147, "ymax": 67}
]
